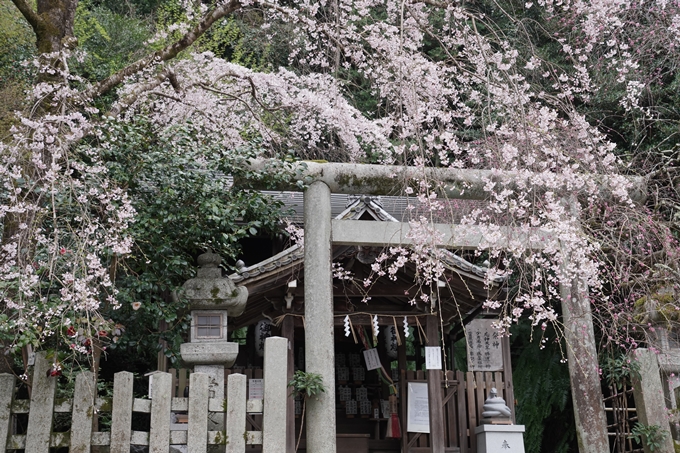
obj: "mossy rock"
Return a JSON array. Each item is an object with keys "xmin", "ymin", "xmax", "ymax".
[{"xmin": 633, "ymin": 289, "xmax": 680, "ymax": 326}]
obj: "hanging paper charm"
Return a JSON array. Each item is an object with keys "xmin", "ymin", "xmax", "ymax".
[
  {"xmin": 344, "ymin": 315, "xmax": 351, "ymax": 337},
  {"xmin": 403, "ymin": 316, "xmax": 410, "ymax": 338},
  {"xmin": 372, "ymin": 315, "xmax": 380, "ymax": 338}
]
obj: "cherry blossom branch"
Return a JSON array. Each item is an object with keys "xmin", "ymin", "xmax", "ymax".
[
  {"xmin": 84, "ymin": 0, "xmax": 242, "ymax": 100},
  {"xmin": 109, "ymin": 68, "xmax": 181, "ymax": 116}
]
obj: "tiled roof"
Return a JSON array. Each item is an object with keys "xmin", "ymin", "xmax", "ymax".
[{"xmin": 229, "ymin": 197, "xmax": 504, "ymax": 285}]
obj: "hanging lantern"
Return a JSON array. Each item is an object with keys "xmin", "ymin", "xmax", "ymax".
[
  {"xmin": 255, "ymin": 319, "xmax": 273, "ymax": 357},
  {"xmin": 383, "ymin": 325, "xmax": 399, "ymax": 359}
]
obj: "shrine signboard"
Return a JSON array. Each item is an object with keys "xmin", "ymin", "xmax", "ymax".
[{"xmin": 465, "ymin": 318, "xmax": 503, "ymax": 371}]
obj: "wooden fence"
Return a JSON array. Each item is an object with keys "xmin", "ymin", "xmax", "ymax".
[
  {"xmin": 167, "ymin": 367, "xmax": 265, "ymax": 441},
  {"xmin": 401, "ymin": 369, "xmax": 512, "ymax": 453},
  {"xmin": 0, "ymin": 337, "xmax": 288, "ymax": 453}
]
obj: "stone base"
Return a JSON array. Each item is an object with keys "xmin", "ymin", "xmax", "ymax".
[
  {"xmin": 480, "ymin": 417, "xmax": 512, "ymax": 425},
  {"xmin": 180, "ymin": 342, "xmax": 238, "ymax": 366},
  {"xmin": 475, "ymin": 424, "xmax": 525, "ymax": 453}
]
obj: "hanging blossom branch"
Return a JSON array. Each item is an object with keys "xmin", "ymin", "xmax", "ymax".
[
  {"xmin": 3, "ymin": 0, "xmax": 680, "ymax": 366},
  {"xmin": 0, "ymin": 0, "xmax": 254, "ymax": 361}
]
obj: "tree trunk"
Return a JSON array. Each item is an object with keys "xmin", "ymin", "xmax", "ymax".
[
  {"xmin": 36, "ymin": 0, "xmax": 77, "ymax": 54},
  {"xmin": 11, "ymin": 0, "xmax": 77, "ymax": 55}
]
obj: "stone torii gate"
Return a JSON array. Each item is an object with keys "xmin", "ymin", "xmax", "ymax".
[{"xmin": 244, "ymin": 159, "xmax": 646, "ymax": 453}]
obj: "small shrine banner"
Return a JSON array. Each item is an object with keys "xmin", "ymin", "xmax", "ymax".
[{"xmin": 465, "ymin": 318, "xmax": 503, "ymax": 371}]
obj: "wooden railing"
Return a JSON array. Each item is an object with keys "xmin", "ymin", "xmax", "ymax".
[
  {"xmin": 0, "ymin": 337, "xmax": 288, "ymax": 453},
  {"xmin": 401, "ymin": 369, "xmax": 511, "ymax": 453}
]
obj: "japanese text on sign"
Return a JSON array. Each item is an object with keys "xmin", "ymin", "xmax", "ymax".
[{"xmin": 465, "ymin": 318, "xmax": 503, "ymax": 371}]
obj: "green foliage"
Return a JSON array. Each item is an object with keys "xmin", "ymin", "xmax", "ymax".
[
  {"xmin": 0, "ymin": 1, "xmax": 36, "ymax": 86},
  {"xmin": 511, "ymin": 323, "xmax": 575, "ymax": 453},
  {"xmin": 91, "ymin": 0, "xmax": 163, "ymax": 17},
  {"xmin": 72, "ymin": 4, "xmax": 152, "ymax": 83},
  {"xmin": 213, "ymin": 431, "xmax": 229, "ymax": 445},
  {"xmin": 198, "ymin": 13, "xmax": 297, "ymax": 72},
  {"xmin": 600, "ymin": 353, "xmax": 641, "ymax": 390},
  {"xmin": 74, "ymin": 1, "xmax": 111, "ymax": 47},
  {"xmin": 0, "ymin": 1, "xmax": 36, "ymax": 134},
  {"xmin": 96, "ymin": 117, "xmax": 288, "ymax": 364},
  {"xmin": 288, "ymin": 370, "xmax": 326, "ymax": 400},
  {"xmin": 630, "ymin": 423, "xmax": 669, "ymax": 452}
]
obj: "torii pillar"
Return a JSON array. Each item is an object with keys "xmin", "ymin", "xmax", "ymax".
[
  {"xmin": 303, "ymin": 181, "xmax": 336, "ymax": 453},
  {"xmin": 561, "ymin": 280, "xmax": 609, "ymax": 452}
]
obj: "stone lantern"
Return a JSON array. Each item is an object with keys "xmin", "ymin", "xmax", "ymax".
[{"xmin": 179, "ymin": 252, "xmax": 248, "ymax": 426}]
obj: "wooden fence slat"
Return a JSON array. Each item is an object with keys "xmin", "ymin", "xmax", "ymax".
[
  {"xmin": 169, "ymin": 368, "xmax": 178, "ymax": 397},
  {"xmin": 501, "ymin": 335, "xmax": 516, "ymax": 423},
  {"xmin": 445, "ymin": 382, "xmax": 457, "ymax": 448},
  {"xmin": 456, "ymin": 371, "xmax": 467, "ymax": 453},
  {"xmin": 495, "ymin": 372, "xmax": 505, "ymax": 402},
  {"xmin": 178, "ymin": 369, "xmax": 188, "ymax": 398},
  {"xmin": 226, "ymin": 373, "xmax": 246, "ymax": 453},
  {"xmin": 474, "ymin": 371, "xmax": 485, "ymax": 424},
  {"xmin": 25, "ymin": 352, "xmax": 56, "ymax": 453},
  {"xmin": 70, "ymin": 371, "xmax": 95, "ymax": 453},
  {"xmin": 110, "ymin": 371, "xmax": 134, "ymax": 453},
  {"xmin": 188, "ymin": 373, "xmax": 210, "ymax": 453},
  {"xmin": 0, "ymin": 374, "xmax": 16, "ymax": 453},
  {"xmin": 466, "ymin": 372, "xmax": 477, "ymax": 453},
  {"xmin": 149, "ymin": 372, "xmax": 172, "ymax": 453}
]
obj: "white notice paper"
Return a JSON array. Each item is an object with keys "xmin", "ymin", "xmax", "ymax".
[
  {"xmin": 248, "ymin": 379, "xmax": 264, "ymax": 400},
  {"xmin": 425, "ymin": 346, "xmax": 442, "ymax": 370},
  {"xmin": 363, "ymin": 348, "xmax": 382, "ymax": 371},
  {"xmin": 407, "ymin": 382, "xmax": 430, "ymax": 433}
]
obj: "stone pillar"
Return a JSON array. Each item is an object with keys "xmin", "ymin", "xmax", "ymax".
[
  {"xmin": 304, "ymin": 181, "xmax": 336, "ymax": 453},
  {"xmin": 560, "ymin": 280, "xmax": 609, "ymax": 453},
  {"xmin": 179, "ymin": 252, "xmax": 248, "ymax": 430},
  {"xmin": 263, "ymin": 337, "xmax": 289, "ymax": 452},
  {"xmin": 194, "ymin": 365, "xmax": 225, "ymax": 430},
  {"xmin": 631, "ymin": 348, "xmax": 674, "ymax": 453}
]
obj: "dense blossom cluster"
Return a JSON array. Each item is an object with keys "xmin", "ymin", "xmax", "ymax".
[
  {"xmin": 0, "ymin": 73, "xmax": 135, "ymax": 354},
  {"xmin": 2, "ymin": 0, "xmax": 680, "ymax": 362}
]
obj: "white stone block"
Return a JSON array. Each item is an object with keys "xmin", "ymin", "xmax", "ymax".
[{"xmin": 475, "ymin": 424, "xmax": 525, "ymax": 453}]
